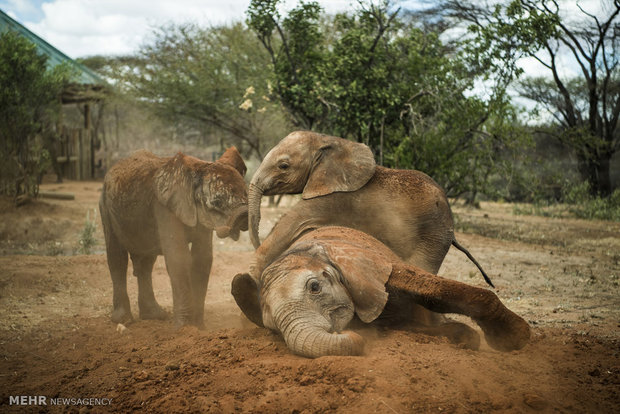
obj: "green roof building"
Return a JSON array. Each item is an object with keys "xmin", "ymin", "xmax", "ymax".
[
  {"xmin": 0, "ymin": 8, "xmax": 107, "ymax": 102},
  {"xmin": 1, "ymin": 8, "xmax": 108, "ymax": 180}
]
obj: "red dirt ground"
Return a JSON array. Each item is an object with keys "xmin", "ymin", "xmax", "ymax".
[{"xmin": 0, "ymin": 179, "xmax": 619, "ymax": 413}]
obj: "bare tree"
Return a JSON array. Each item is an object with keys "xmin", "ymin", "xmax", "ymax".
[{"xmin": 431, "ymin": 0, "xmax": 620, "ymax": 196}]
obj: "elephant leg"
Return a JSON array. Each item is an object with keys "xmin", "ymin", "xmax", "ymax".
[
  {"xmin": 103, "ymin": 224, "xmax": 132, "ymax": 324},
  {"xmin": 403, "ymin": 222, "xmax": 453, "ymax": 275},
  {"xmin": 155, "ymin": 204, "xmax": 193, "ymax": 327},
  {"xmin": 132, "ymin": 254, "xmax": 167, "ymax": 320},
  {"xmin": 388, "ymin": 263, "xmax": 530, "ymax": 351},
  {"xmin": 190, "ymin": 230, "xmax": 213, "ymax": 328},
  {"xmin": 164, "ymin": 252, "xmax": 193, "ymax": 327},
  {"xmin": 406, "ymin": 243, "xmax": 448, "ymax": 275}
]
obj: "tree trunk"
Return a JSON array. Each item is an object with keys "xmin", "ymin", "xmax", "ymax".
[{"xmin": 577, "ymin": 150, "xmax": 612, "ymax": 197}]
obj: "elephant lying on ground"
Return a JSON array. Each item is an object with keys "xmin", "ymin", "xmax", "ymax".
[
  {"xmin": 232, "ymin": 226, "xmax": 530, "ymax": 358},
  {"xmin": 100, "ymin": 148, "xmax": 248, "ymax": 327},
  {"xmin": 248, "ymin": 131, "xmax": 493, "ymax": 288}
]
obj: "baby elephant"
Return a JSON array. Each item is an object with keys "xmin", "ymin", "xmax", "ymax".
[
  {"xmin": 100, "ymin": 148, "xmax": 248, "ymax": 328},
  {"xmin": 232, "ymin": 226, "xmax": 530, "ymax": 358}
]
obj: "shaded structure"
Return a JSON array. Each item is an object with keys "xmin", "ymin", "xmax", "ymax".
[{"xmin": 0, "ymin": 9, "xmax": 107, "ymax": 180}]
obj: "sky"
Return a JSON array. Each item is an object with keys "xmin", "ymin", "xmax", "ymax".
[
  {"xmin": 0, "ymin": 0, "xmax": 355, "ymax": 58},
  {"xmin": 0, "ymin": 0, "xmax": 609, "ymax": 86}
]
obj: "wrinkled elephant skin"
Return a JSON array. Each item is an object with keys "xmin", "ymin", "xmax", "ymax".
[
  {"xmin": 100, "ymin": 148, "xmax": 248, "ymax": 328},
  {"xmin": 248, "ymin": 131, "xmax": 492, "ymax": 289},
  {"xmin": 232, "ymin": 227, "xmax": 530, "ymax": 358}
]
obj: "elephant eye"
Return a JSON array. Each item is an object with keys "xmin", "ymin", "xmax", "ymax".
[
  {"xmin": 278, "ymin": 162, "xmax": 289, "ymax": 170},
  {"xmin": 308, "ymin": 279, "xmax": 322, "ymax": 294}
]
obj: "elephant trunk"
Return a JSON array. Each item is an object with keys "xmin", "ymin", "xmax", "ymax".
[
  {"xmin": 248, "ymin": 182, "xmax": 264, "ymax": 249},
  {"xmin": 276, "ymin": 309, "xmax": 364, "ymax": 358},
  {"xmin": 214, "ymin": 204, "xmax": 248, "ymax": 241}
]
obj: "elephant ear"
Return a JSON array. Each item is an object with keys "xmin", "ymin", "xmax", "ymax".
[
  {"xmin": 302, "ymin": 136, "xmax": 376, "ymax": 199},
  {"xmin": 231, "ymin": 273, "xmax": 264, "ymax": 327},
  {"xmin": 154, "ymin": 153, "xmax": 198, "ymax": 227},
  {"xmin": 300, "ymin": 228, "xmax": 394, "ymax": 323},
  {"xmin": 217, "ymin": 146, "xmax": 247, "ymax": 177}
]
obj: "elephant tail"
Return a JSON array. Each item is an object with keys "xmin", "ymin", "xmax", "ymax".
[{"xmin": 451, "ymin": 239, "xmax": 495, "ymax": 288}]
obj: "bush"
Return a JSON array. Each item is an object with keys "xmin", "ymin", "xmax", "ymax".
[
  {"xmin": 0, "ymin": 31, "xmax": 71, "ymax": 200},
  {"xmin": 512, "ymin": 181, "xmax": 620, "ymax": 222},
  {"xmin": 76, "ymin": 210, "xmax": 97, "ymax": 254},
  {"xmin": 563, "ymin": 182, "xmax": 620, "ymax": 221}
]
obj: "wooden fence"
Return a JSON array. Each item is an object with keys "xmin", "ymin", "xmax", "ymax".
[{"xmin": 56, "ymin": 127, "xmax": 95, "ymax": 180}]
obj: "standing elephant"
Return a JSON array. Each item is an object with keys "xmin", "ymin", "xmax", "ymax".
[
  {"xmin": 248, "ymin": 131, "xmax": 492, "ymax": 287},
  {"xmin": 100, "ymin": 148, "xmax": 248, "ymax": 328},
  {"xmin": 232, "ymin": 226, "xmax": 530, "ymax": 358}
]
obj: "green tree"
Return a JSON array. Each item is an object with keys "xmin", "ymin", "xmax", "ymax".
[
  {"xmin": 108, "ymin": 23, "xmax": 286, "ymax": 159},
  {"xmin": 323, "ymin": 3, "xmax": 401, "ymax": 147},
  {"xmin": 247, "ymin": 0, "xmax": 327, "ymax": 130},
  {"xmin": 0, "ymin": 31, "xmax": 71, "ymax": 199},
  {"xmin": 247, "ymin": 0, "xmax": 529, "ymax": 200},
  {"xmin": 435, "ymin": 0, "xmax": 620, "ymax": 196}
]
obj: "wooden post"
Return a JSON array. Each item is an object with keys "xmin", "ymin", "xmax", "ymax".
[
  {"xmin": 84, "ymin": 103, "xmax": 91, "ymax": 130},
  {"xmin": 71, "ymin": 129, "xmax": 79, "ymax": 179},
  {"xmin": 78, "ymin": 129, "xmax": 83, "ymax": 180},
  {"xmin": 83, "ymin": 103, "xmax": 92, "ymax": 179}
]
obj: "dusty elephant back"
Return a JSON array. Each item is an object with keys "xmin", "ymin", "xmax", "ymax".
[
  {"xmin": 341, "ymin": 166, "xmax": 454, "ymax": 272},
  {"xmin": 100, "ymin": 151, "xmax": 169, "ymax": 254},
  {"xmin": 102, "ymin": 150, "xmax": 165, "ymax": 206},
  {"xmin": 369, "ymin": 166, "xmax": 444, "ymax": 194},
  {"xmin": 247, "ymin": 133, "xmax": 460, "ymax": 279},
  {"xmin": 296, "ymin": 225, "xmax": 401, "ymax": 264},
  {"xmin": 256, "ymin": 164, "xmax": 456, "ymax": 275}
]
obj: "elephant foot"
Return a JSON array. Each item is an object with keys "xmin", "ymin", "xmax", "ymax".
[
  {"xmin": 171, "ymin": 307, "xmax": 202, "ymax": 329},
  {"xmin": 173, "ymin": 316, "xmax": 196, "ymax": 330},
  {"xmin": 477, "ymin": 310, "xmax": 531, "ymax": 352},
  {"xmin": 139, "ymin": 302, "xmax": 168, "ymax": 320},
  {"xmin": 191, "ymin": 312, "xmax": 206, "ymax": 329},
  {"xmin": 111, "ymin": 306, "xmax": 134, "ymax": 324}
]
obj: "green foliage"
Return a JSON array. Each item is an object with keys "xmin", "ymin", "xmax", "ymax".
[
  {"xmin": 0, "ymin": 30, "xmax": 71, "ymax": 199},
  {"xmin": 465, "ymin": 0, "xmax": 558, "ymax": 85},
  {"xmin": 438, "ymin": 0, "xmax": 620, "ymax": 197},
  {"xmin": 325, "ymin": 6, "xmax": 403, "ymax": 141},
  {"xmin": 77, "ymin": 210, "xmax": 97, "ymax": 254},
  {"xmin": 247, "ymin": 0, "xmax": 530, "ymax": 199},
  {"xmin": 110, "ymin": 22, "xmax": 287, "ymax": 158},
  {"xmin": 46, "ymin": 241, "xmax": 65, "ymax": 256},
  {"xmin": 518, "ymin": 76, "xmax": 614, "ymax": 181},
  {"xmin": 563, "ymin": 183, "xmax": 620, "ymax": 222},
  {"xmin": 512, "ymin": 181, "xmax": 620, "ymax": 222},
  {"xmin": 248, "ymin": 0, "xmax": 327, "ymax": 129}
]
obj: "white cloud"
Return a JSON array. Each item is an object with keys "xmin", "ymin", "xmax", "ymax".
[
  {"xmin": 3, "ymin": 0, "xmax": 355, "ymax": 58},
  {"xmin": 21, "ymin": 0, "xmax": 254, "ymax": 57},
  {"xmin": 1, "ymin": 0, "xmax": 43, "ymax": 19}
]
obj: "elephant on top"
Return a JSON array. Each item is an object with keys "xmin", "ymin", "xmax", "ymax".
[
  {"xmin": 100, "ymin": 148, "xmax": 248, "ymax": 328},
  {"xmin": 248, "ymin": 131, "xmax": 492, "ymax": 287}
]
